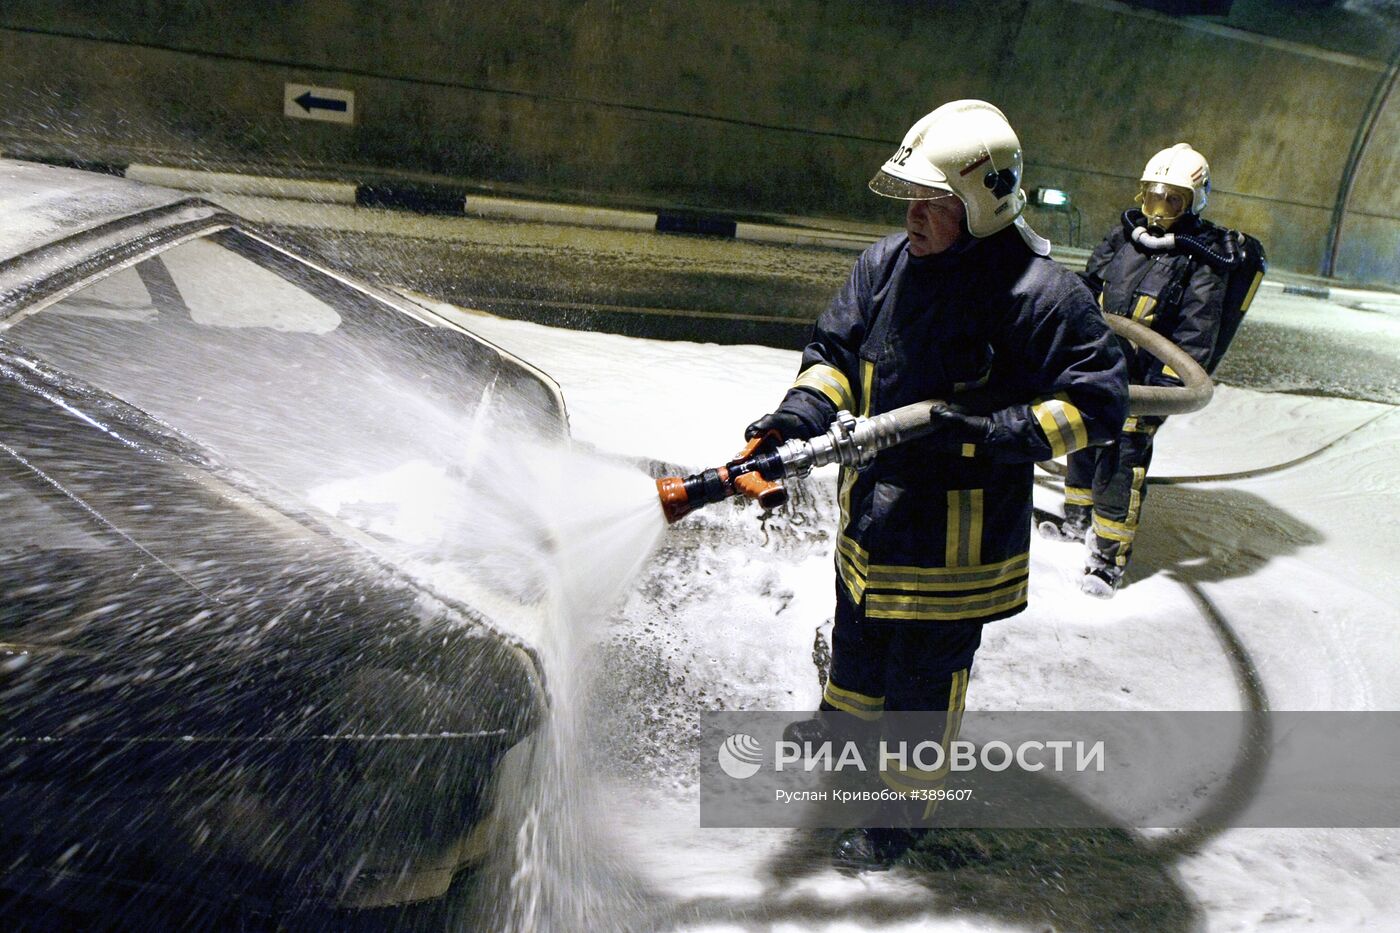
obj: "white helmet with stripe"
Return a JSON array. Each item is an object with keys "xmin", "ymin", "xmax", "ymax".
[
  {"xmin": 868, "ymin": 99, "xmax": 1048, "ymax": 255},
  {"xmin": 1139, "ymin": 143, "xmax": 1210, "ymax": 227}
]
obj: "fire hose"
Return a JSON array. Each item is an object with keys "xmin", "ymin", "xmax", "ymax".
[{"xmin": 656, "ymin": 314, "xmax": 1211, "ymax": 523}]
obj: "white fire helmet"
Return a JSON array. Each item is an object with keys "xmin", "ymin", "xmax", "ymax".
[
  {"xmin": 1138, "ymin": 143, "xmax": 1210, "ymax": 228},
  {"xmin": 868, "ymin": 99, "xmax": 1049, "ymax": 255}
]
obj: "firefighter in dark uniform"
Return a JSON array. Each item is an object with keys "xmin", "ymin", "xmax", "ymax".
[
  {"xmin": 744, "ymin": 101, "xmax": 1129, "ymax": 868},
  {"xmin": 1041, "ymin": 143, "xmax": 1240, "ymax": 597}
]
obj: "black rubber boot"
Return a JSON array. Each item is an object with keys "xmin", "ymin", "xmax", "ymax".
[
  {"xmin": 782, "ymin": 699, "xmax": 846, "ymax": 746},
  {"xmin": 831, "ymin": 827, "xmax": 919, "ymax": 871},
  {"xmin": 782, "ymin": 714, "xmax": 832, "ymax": 746},
  {"xmin": 1036, "ymin": 508, "xmax": 1089, "ymax": 543}
]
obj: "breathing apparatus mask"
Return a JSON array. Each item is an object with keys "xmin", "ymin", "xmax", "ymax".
[{"xmin": 1137, "ymin": 181, "xmax": 1192, "ymax": 231}]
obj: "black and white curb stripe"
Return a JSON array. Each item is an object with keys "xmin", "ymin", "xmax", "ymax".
[{"xmin": 16, "ymin": 157, "xmax": 876, "ymax": 252}]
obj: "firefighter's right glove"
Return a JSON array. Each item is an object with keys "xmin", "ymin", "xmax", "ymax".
[
  {"xmin": 926, "ymin": 403, "xmax": 994, "ymax": 447},
  {"xmin": 745, "ymin": 412, "xmax": 806, "ymax": 451}
]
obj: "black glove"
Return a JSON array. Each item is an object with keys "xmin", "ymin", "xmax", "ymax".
[
  {"xmin": 927, "ymin": 403, "xmax": 993, "ymax": 447},
  {"xmin": 744, "ymin": 411, "xmax": 807, "ymax": 448}
]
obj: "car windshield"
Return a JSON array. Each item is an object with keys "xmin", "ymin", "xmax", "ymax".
[{"xmin": 0, "ymin": 231, "xmax": 565, "ymax": 605}]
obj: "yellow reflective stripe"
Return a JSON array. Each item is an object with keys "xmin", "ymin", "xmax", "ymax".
[
  {"xmin": 879, "ymin": 668, "xmax": 969, "ymax": 794},
  {"xmin": 865, "ymin": 552, "xmax": 1027, "ymax": 582},
  {"xmin": 838, "ymin": 466, "xmax": 855, "ymax": 537},
  {"xmin": 1031, "ymin": 398, "xmax": 1089, "ymax": 458},
  {"xmin": 1241, "ymin": 271, "xmax": 1264, "ymax": 313},
  {"xmin": 882, "ymin": 768, "xmax": 933, "ymax": 794},
  {"xmin": 942, "ymin": 667, "xmax": 968, "ymax": 764},
  {"xmin": 838, "ymin": 533, "xmax": 870, "ymax": 570},
  {"xmin": 1092, "ymin": 511, "xmax": 1137, "ymax": 542},
  {"xmin": 968, "ymin": 491, "xmax": 984, "ymax": 566},
  {"xmin": 838, "ymin": 553, "xmax": 866, "ymax": 602},
  {"xmin": 837, "ymin": 361, "xmax": 874, "ymax": 537},
  {"xmin": 865, "ymin": 580, "xmax": 1028, "ymax": 621},
  {"xmin": 837, "ymin": 534, "xmax": 868, "ymax": 601},
  {"xmin": 824, "ymin": 680, "xmax": 884, "ymax": 712},
  {"xmin": 1131, "ymin": 295, "xmax": 1157, "ymax": 325},
  {"xmin": 868, "ymin": 556, "xmax": 1026, "ymax": 593},
  {"xmin": 1162, "ymin": 365, "xmax": 1179, "ymax": 381},
  {"xmin": 932, "ymin": 668, "xmax": 970, "ymax": 793},
  {"xmin": 823, "ymin": 683, "xmax": 884, "ymax": 721},
  {"xmin": 825, "ymin": 700, "xmax": 881, "ymax": 721},
  {"xmin": 1064, "ymin": 485, "xmax": 1093, "ymax": 507},
  {"xmin": 1128, "ymin": 467, "xmax": 1147, "ymax": 524},
  {"xmin": 944, "ymin": 489, "xmax": 984, "ymax": 566},
  {"xmin": 945, "ymin": 493, "xmax": 961, "ymax": 566},
  {"xmin": 960, "ymin": 442, "xmax": 977, "ymax": 458},
  {"xmin": 1123, "ymin": 418, "xmax": 1156, "ymax": 435},
  {"xmin": 793, "ymin": 363, "xmax": 854, "ymax": 412}
]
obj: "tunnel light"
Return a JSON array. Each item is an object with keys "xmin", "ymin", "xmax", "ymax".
[{"xmin": 1035, "ymin": 187, "xmax": 1071, "ymax": 209}]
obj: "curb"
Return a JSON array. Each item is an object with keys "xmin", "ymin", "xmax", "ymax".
[
  {"xmin": 15, "ymin": 156, "xmax": 1397, "ymax": 302},
  {"xmin": 118, "ymin": 163, "xmax": 879, "ymax": 252}
]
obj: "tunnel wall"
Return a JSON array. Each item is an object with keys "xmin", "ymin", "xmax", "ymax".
[{"xmin": 0, "ymin": 0, "xmax": 1395, "ymax": 285}]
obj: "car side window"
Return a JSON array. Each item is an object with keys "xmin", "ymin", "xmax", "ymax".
[
  {"xmin": 46, "ymin": 240, "xmax": 341, "ymax": 333},
  {"xmin": 0, "ymin": 229, "xmax": 564, "ymax": 593}
]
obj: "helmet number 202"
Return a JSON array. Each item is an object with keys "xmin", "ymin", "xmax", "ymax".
[{"xmin": 889, "ymin": 146, "xmax": 914, "ymax": 167}]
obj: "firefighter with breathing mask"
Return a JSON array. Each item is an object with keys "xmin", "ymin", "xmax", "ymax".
[{"xmin": 1041, "ymin": 144, "xmax": 1247, "ymax": 597}]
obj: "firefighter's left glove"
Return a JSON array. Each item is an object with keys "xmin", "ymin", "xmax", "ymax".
[
  {"xmin": 745, "ymin": 412, "xmax": 806, "ymax": 451},
  {"xmin": 927, "ymin": 403, "xmax": 993, "ymax": 448}
]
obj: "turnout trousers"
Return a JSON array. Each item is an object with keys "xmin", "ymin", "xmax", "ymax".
[
  {"xmin": 824, "ymin": 580, "xmax": 982, "ymax": 715},
  {"xmin": 819, "ymin": 582, "xmax": 983, "ymax": 819},
  {"xmin": 1063, "ymin": 416, "xmax": 1161, "ymax": 570}
]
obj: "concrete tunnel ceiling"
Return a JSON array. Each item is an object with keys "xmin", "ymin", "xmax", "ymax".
[{"xmin": 0, "ymin": 0, "xmax": 1397, "ymax": 284}]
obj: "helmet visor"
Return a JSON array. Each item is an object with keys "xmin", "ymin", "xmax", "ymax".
[
  {"xmin": 868, "ymin": 170, "xmax": 958, "ymax": 202},
  {"xmin": 1138, "ymin": 182, "xmax": 1192, "ymax": 226}
]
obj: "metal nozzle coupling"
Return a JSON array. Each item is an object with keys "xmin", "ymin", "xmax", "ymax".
[{"xmin": 656, "ymin": 400, "xmax": 949, "ymax": 524}]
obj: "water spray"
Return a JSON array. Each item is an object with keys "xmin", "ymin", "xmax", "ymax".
[{"xmin": 656, "ymin": 314, "xmax": 1215, "ymax": 523}]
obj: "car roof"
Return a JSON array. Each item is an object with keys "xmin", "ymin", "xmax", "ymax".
[{"xmin": 0, "ymin": 158, "xmax": 194, "ymax": 262}]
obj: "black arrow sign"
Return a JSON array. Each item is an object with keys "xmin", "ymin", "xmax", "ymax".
[{"xmin": 295, "ymin": 91, "xmax": 348, "ymax": 114}]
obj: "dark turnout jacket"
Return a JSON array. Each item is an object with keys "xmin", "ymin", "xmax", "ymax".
[
  {"xmin": 1082, "ymin": 213, "xmax": 1233, "ymax": 387},
  {"xmin": 775, "ymin": 227, "xmax": 1128, "ymax": 624}
]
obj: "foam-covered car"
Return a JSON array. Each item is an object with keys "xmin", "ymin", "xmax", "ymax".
[{"xmin": 0, "ymin": 160, "xmax": 565, "ymax": 926}]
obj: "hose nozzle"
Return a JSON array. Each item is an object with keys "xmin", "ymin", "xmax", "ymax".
[
  {"xmin": 655, "ymin": 435, "xmax": 789, "ymax": 524},
  {"xmin": 656, "ymin": 400, "xmax": 953, "ymax": 525}
]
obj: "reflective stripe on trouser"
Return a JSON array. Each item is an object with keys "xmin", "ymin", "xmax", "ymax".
[
  {"xmin": 1063, "ymin": 446, "xmax": 1098, "ymax": 535},
  {"xmin": 1086, "ymin": 426, "xmax": 1158, "ymax": 569},
  {"xmin": 828, "ymin": 581, "xmax": 983, "ymax": 713},
  {"xmin": 823, "ymin": 679, "xmax": 884, "ymax": 721},
  {"xmin": 879, "ymin": 668, "xmax": 970, "ymax": 820}
]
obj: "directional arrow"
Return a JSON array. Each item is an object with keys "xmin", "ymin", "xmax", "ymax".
[
  {"xmin": 295, "ymin": 91, "xmax": 348, "ymax": 114},
  {"xmin": 284, "ymin": 83, "xmax": 355, "ymax": 124}
]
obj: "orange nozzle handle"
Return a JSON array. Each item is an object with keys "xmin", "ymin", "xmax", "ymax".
[
  {"xmin": 655, "ymin": 434, "xmax": 790, "ymax": 525},
  {"xmin": 731, "ymin": 434, "xmax": 788, "ymax": 511}
]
